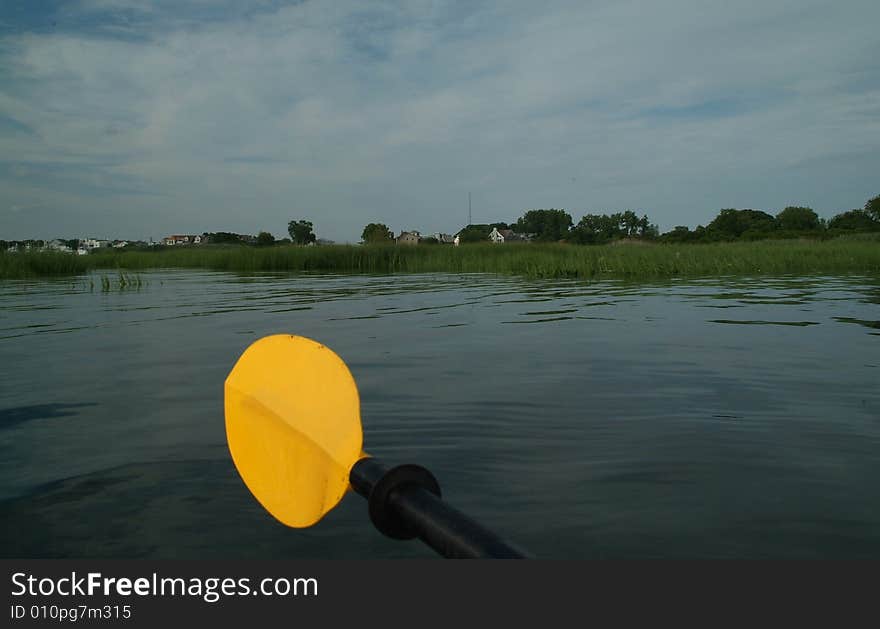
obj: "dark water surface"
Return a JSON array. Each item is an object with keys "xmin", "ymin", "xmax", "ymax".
[{"xmin": 1, "ymin": 271, "xmax": 878, "ymax": 558}]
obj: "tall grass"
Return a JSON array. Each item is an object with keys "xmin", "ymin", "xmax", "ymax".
[
  {"xmin": 92, "ymin": 271, "xmax": 144, "ymax": 291},
  {"xmin": 2, "ymin": 238, "xmax": 879, "ymax": 280}
]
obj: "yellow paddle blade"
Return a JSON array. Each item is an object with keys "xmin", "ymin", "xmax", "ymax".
[{"xmin": 224, "ymin": 335, "xmax": 363, "ymax": 528}]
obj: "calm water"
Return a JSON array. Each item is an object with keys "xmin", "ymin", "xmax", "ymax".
[{"xmin": 1, "ymin": 271, "xmax": 878, "ymax": 558}]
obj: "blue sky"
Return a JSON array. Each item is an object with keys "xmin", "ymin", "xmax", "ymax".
[{"xmin": 1, "ymin": 0, "xmax": 878, "ymax": 242}]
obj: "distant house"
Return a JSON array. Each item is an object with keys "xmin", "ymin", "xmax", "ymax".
[
  {"xmin": 82, "ymin": 238, "xmax": 110, "ymax": 250},
  {"xmin": 163, "ymin": 235, "xmax": 193, "ymax": 245},
  {"xmin": 112, "ymin": 240, "xmax": 128, "ymax": 248},
  {"xmin": 396, "ymin": 231, "xmax": 420, "ymax": 245},
  {"xmin": 489, "ymin": 228, "xmax": 529, "ymax": 243},
  {"xmin": 432, "ymin": 233, "xmax": 455, "ymax": 244},
  {"xmin": 489, "ymin": 227, "xmax": 521, "ymax": 243},
  {"xmin": 501, "ymin": 229, "xmax": 528, "ymax": 242},
  {"xmin": 47, "ymin": 239, "xmax": 72, "ymax": 253}
]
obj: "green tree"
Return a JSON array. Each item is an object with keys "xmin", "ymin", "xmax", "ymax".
[
  {"xmin": 640, "ymin": 219, "xmax": 659, "ymax": 239},
  {"xmin": 457, "ymin": 224, "xmax": 492, "ymax": 243},
  {"xmin": 661, "ymin": 226, "xmax": 694, "ymax": 243},
  {"xmin": 618, "ymin": 210, "xmax": 657, "ymax": 238},
  {"xmin": 708, "ymin": 209, "xmax": 777, "ymax": 239},
  {"xmin": 256, "ymin": 231, "xmax": 276, "ymax": 246},
  {"xmin": 620, "ymin": 210, "xmax": 641, "ymax": 237},
  {"xmin": 569, "ymin": 211, "xmax": 655, "ymax": 244},
  {"xmin": 776, "ymin": 206, "xmax": 820, "ymax": 231},
  {"xmin": 206, "ymin": 231, "xmax": 245, "ymax": 244},
  {"xmin": 514, "ymin": 209, "xmax": 573, "ymax": 241},
  {"xmin": 570, "ymin": 214, "xmax": 616, "ymax": 244},
  {"xmin": 288, "ymin": 220, "xmax": 316, "ymax": 245},
  {"xmin": 828, "ymin": 209, "xmax": 880, "ymax": 231},
  {"xmin": 865, "ymin": 194, "xmax": 880, "ymax": 222},
  {"xmin": 361, "ymin": 223, "xmax": 393, "ymax": 244}
]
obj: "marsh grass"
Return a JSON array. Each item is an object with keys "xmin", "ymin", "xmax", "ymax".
[
  {"xmin": 94, "ymin": 271, "xmax": 144, "ymax": 291},
  {"xmin": 2, "ymin": 238, "xmax": 879, "ymax": 280}
]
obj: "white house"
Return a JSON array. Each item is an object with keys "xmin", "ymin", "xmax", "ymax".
[
  {"xmin": 396, "ymin": 231, "xmax": 420, "ymax": 245},
  {"xmin": 46, "ymin": 239, "xmax": 72, "ymax": 252},
  {"xmin": 489, "ymin": 228, "xmax": 527, "ymax": 243},
  {"xmin": 82, "ymin": 238, "xmax": 109, "ymax": 250}
]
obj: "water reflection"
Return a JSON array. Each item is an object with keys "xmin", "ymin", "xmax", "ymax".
[
  {"xmin": 709, "ymin": 319, "xmax": 820, "ymax": 326},
  {"xmin": 0, "ymin": 271, "xmax": 878, "ymax": 558},
  {"xmin": 833, "ymin": 316, "xmax": 880, "ymax": 330},
  {"xmin": 0, "ymin": 403, "xmax": 97, "ymax": 429},
  {"xmin": 4, "ymin": 272, "xmax": 877, "ymax": 336}
]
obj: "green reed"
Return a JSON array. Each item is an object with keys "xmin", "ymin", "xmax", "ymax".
[
  {"xmin": 91, "ymin": 270, "xmax": 144, "ymax": 292},
  {"xmin": 2, "ymin": 238, "xmax": 879, "ymax": 281}
]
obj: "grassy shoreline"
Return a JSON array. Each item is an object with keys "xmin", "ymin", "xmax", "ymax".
[{"xmin": 2, "ymin": 238, "xmax": 879, "ymax": 281}]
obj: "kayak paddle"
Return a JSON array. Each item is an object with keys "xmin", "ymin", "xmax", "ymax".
[{"xmin": 225, "ymin": 334, "xmax": 526, "ymax": 558}]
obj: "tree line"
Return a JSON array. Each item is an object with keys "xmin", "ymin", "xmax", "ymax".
[
  {"xmin": 657, "ymin": 196, "xmax": 879, "ymax": 243},
  {"xmin": 205, "ymin": 222, "xmax": 319, "ymax": 246},
  {"xmin": 372, "ymin": 194, "xmax": 879, "ymax": 245},
  {"xmin": 6, "ymin": 195, "xmax": 876, "ymax": 252}
]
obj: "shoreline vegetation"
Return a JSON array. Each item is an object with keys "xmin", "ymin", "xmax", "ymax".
[
  {"xmin": 4, "ymin": 196, "xmax": 879, "ymax": 281},
  {"xmin": 2, "ymin": 236, "xmax": 879, "ymax": 281}
]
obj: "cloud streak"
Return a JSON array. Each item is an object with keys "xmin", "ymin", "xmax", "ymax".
[{"xmin": 1, "ymin": 0, "xmax": 878, "ymax": 240}]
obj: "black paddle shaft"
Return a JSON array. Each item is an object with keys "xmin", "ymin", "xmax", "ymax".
[{"xmin": 349, "ymin": 457, "xmax": 527, "ymax": 559}]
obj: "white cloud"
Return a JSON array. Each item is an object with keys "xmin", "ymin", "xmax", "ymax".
[
  {"xmin": 1, "ymin": 0, "xmax": 878, "ymax": 240},
  {"xmin": 75, "ymin": 0, "xmax": 156, "ymax": 13}
]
